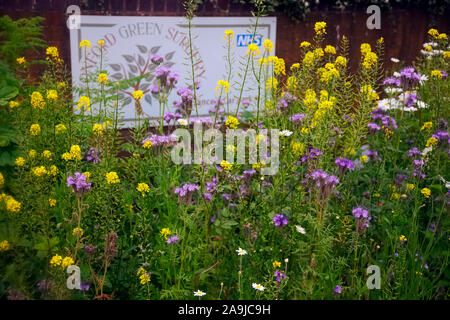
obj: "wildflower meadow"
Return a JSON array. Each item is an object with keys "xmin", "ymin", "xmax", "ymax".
[{"xmin": 0, "ymin": 1, "xmax": 449, "ymax": 301}]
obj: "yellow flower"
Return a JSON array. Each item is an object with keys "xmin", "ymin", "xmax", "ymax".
[
  {"xmin": 215, "ymin": 80, "xmax": 230, "ymax": 93},
  {"xmin": 300, "ymin": 127, "xmax": 309, "ymax": 134},
  {"xmin": 140, "ymin": 273, "xmax": 151, "ymax": 285},
  {"xmin": 391, "ymin": 192, "xmax": 400, "ymax": 200},
  {"xmin": 32, "ymin": 166, "xmax": 47, "ymax": 177},
  {"xmin": 324, "ymin": 45, "xmax": 336, "ymax": 55},
  {"xmin": 314, "ymin": 21, "xmax": 326, "ymax": 35},
  {"xmin": 313, "ymin": 48, "xmax": 324, "ymax": 58},
  {"xmin": 160, "ymin": 228, "xmax": 171, "ymax": 240},
  {"xmin": 79, "ymin": 40, "xmax": 91, "ymax": 48},
  {"xmin": 438, "ymin": 33, "xmax": 447, "ymax": 39},
  {"xmin": 0, "ymin": 240, "xmax": 10, "ymax": 252},
  {"xmin": 137, "ymin": 182, "xmax": 150, "ymax": 196},
  {"xmin": 70, "ymin": 145, "xmax": 82, "ymax": 160},
  {"xmin": 0, "ymin": 172, "xmax": 3, "ymax": 185},
  {"xmin": 46, "ymin": 90, "xmax": 58, "ymax": 101},
  {"xmin": 9, "ymin": 101, "xmax": 19, "ymax": 109},
  {"xmin": 359, "ymin": 155, "xmax": 368, "ymax": 163},
  {"xmin": 15, "ymin": 157, "xmax": 25, "ymax": 167},
  {"xmin": 46, "ymin": 46, "xmax": 59, "ymax": 58},
  {"xmin": 142, "ymin": 141, "xmax": 153, "ymax": 149},
  {"xmin": 77, "ymin": 96, "xmax": 91, "ymax": 112},
  {"xmin": 41, "ymin": 151, "xmax": 52, "ymax": 160},
  {"xmin": 132, "ymin": 90, "xmax": 144, "ymax": 101},
  {"xmin": 360, "ymin": 43, "xmax": 372, "ymax": 56},
  {"xmin": 225, "ymin": 116, "xmax": 239, "ymax": 129},
  {"xmin": 302, "ymin": 51, "xmax": 315, "ymax": 65},
  {"xmin": 28, "ymin": 149, "xmax": 37, "ymax": 158},
  {"xmin": 97, "ymin": 73, "xmax": 109, "ymax": 85},
  {"xmin": 61, "ymin": 152, "xmax": 71, "ymax": 161},
  {"xmin": 444, "ymin": 51, "xmax": 450, "ymax": 59},
  {"xmin": 58, "ymin": 82, "xmax": 66, "ymax": 88},
  {"xmin": 300, "ymin": 41, "xmax": 311, "ymax": 48},
  {"xmin": 266, "ymin": 77, "xmax": 278, "ymax": 90},
  {"xmin": 61, "ymin": 256, "xmax": 74, "ymax": 269},
  {"xmin": 49, "ymin": 198, "xmax": 56, "ymax": 207},
  {"xmin": 426, "ymin": 137, "xmax": 438, "ymax": 147},
  {"xmin": 421, "ymin": 188, "xmax": 431, "ymax": 198},
  {"xmin": 361, "ymin": 85, "xmax": 379, "ymax": 101},
  {"xmin": 363, "ymin": 51, "xmax": 378, "ymax": 69},
  {"xmin": 93, "ymin": 124, "xmax": 103, "ymax": 135},
  {"xmin": 29, "ymin": 124, "xmax": 41, "ymax": 136},
  {"xmin": 399, "ymin": 235, "xmax": 407, "ymax": 242},
  {"xmin": 83, "ymin": 172, "xmax": 91, "ymax": 180},
  {"xmin": 73, "ymin": 227, "xmax": 84, "ymax": 237},
  {"xmin": 30, "ymin": 91, "xmax": 45, "ymax": 109},
  {"xmin": 334, "ymin": 56, "xmax": 347, "ymax": 67},
  {"xmin": 424, "ymin": 45, "xmax": 432, "ymax": 52},
  {"xmin": 16, "ymin": 57, "xmax": 26, "ymax": 65},
  {"xmin": 223, "ymin": 29, "xmax": 234, "ymax": 40},
  {"xmin": 246, "ymin": 43, "xmax": 260, "ymax": 56},
  {"xmin": 55, "ymin": 124, "xmax": 67, "ymax": 134},
  {"xmin": 406, "ymin": 183, "xmax": 415, "ymax": 190},
  {"xmin": 428, "ymin": 28, "xmax": 439, "ymax": 38},
  {"xmin": 98, "ymin": 40, "xmax": 105, "ymax": 46},
  {"xmin": 273, "ymin": 260, "xmax": 281, "ymax": 268},
  {"xmin": 220, "ymin": 160, "xmax": 232, "ymax": 171},
  {"xmin": 50, "ymin": 254, "xmax": 62, "ymax": 267},
  {"xmin": 290, "ymin": 63, "xmax": 300, "ymax": 71},
  {"xmin": 106, "ymin": 171, "xmax": 120, "ymax": 184},
  {"xmin": 273, "ymin": 57, "xmax": 286, "ymax": 75},
  {"xmin": 431, "ymin": 70, "xmax": 443, "ymax": 79},
  {"xmin": 291, "ymin": 142, "xmax": 305, "ymax": 156},
  {"xmin": 286, "ymin": 76, "xmax": 297, "ymax": 90},
  {"xmin": 262, "ymin": 39, "xmax": 274, "ymax": 53},
  {"xmin": 5, "ymin": 196, "xmax": 21, "ymax": 213}
]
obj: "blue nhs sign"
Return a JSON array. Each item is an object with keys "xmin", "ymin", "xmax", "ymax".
[{"xmin": 236, "ymin": 34, "xmax": 263, "ymax": 47}]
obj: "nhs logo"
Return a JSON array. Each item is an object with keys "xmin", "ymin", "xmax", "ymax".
[{"xmin": 236, "ymin": 34, "xmax": 263, "ymax": 47}]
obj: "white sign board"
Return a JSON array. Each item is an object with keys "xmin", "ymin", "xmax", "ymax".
[{"xmin": 69, "ymin": 16, "xmax": 277, "ymax": 127}]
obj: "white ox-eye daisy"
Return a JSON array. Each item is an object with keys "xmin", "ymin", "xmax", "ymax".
[
  {"xmin": 252, "ymin": 283, "xmax": 265, "ymax": 291},
  {"xmin": 236, "ymin": 248, "xmax": 247, "ymax": 256},
  {"xmin": 296, "ymin": 225, "xmax": 306, "ymax": 234},
  {"xmin": 193, "ymin": 290, "xmax": 206, "ymax": 296},
  {"xmin": 279, "ymin": 130, "xmax": 293, "ymax": 137}
]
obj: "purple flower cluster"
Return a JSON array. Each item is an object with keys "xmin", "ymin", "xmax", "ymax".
[
  {"xmin": 408, "ymin": 147, "xmax": 421, "ymax": 158},
  {"xmin": 274, "ymin": 270, "xmax": 287, "ymax": 283},
  {"xmin": 203, "ymin": 177, "xmax": 218, "ymax": 201},
  {"xmin": 413, "ymin": 159, "xmax": 426, "ymax": 179},
  {"xmin": 289, "ymin": 113, "xmax": 305, "ymax": 124},
  {"xmin": 432, "ymin": 130, "xmax": 449, "ymax": 145},
  {"xmin": 394, "ymin": 174, "xmax": 408, "ymax": 187},
  {"xmin": 164, "ymin": 112, "xmax": 182, "ymax": 124},
  {"xmin": 383, "ymin": 77, "xmax": 401, "ymax": 87},
  {"xmin": 366, "ymin": 150, "xmax": 381, "ymax": 162},
  {"xmin": 67, "ymin": 172, "xmax": 92, "ymax": 195},
  {"xmin": 273, "ymin": 214, "xmax": 288, "ymax": 227},
  {"xmin": 277, "ymin": 93, "xmax": 297, "ymax": 111},
  {"xmin": 155, "ymin": 66, "xmax": 179, "ymax": 89},
  {"xmin": 150, "ymin": 54, "xmax": 164, "ymax": 65},
  {"xmin": 85, "ymin": 148, "xmax": 99, "ymax": 164},
  {"xmin": 174, "ymin": 87, "xmax": 194, "ymax": 117},
  {"xmin": 167, "ymin": 235, "xmax": 179, "ymax": 244},
  {"xmin": 335, "ymin": 158, "xmax": 355, "ymax": 176},
  {"xmin": 381, "ymin": 115, "xmax": 398, "ymax": 130},
  {"xmin": 174, "ymin": 183, "xmax": 200, "ymax": 197},
  {"xmin": 141, "ymin": 134, "xmax": 177, "ymax": 147},
  {"xmin": 352, "ymin": 206, "xmax": 371, "ymax": 234},
  {"xmin": 306, "ymin": 169, "xmax": 339, "ymax": 199},
  {"xmin": 367, "ymin": 122, "xmax": 381, "ymax": 134},
  {"xmin": 399, "ymin": 66, "xmax": 421, "ymax": 89}
]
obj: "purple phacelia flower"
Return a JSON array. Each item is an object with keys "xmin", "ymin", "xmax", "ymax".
[
  {"xmin": 67, "ymin": 172, "xmax": 91, "ymax": 195},
  {"xmin": 273, "ymin": 214, "xmax": 288, "ymax": 227}
]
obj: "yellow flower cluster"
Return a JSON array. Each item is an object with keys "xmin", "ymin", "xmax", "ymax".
[
  {"xmin": 50, "ymin": 254, "xmax": 74, "ymax": 269},
  {"xmin": 247, "ymin": 43, "xmax": 260, "ymax": 56},
  {"xmin": 73, "ymin": 227, "xmax": 84, "ymax": 237},
  {"xmin": 273, "ymin": 260, "xmax": 281, "ymax": 268},
  {"xmin": 9, "ymin": 101, "xmax": 19, "ymax": 109},
  {"xmin": 262, "ymin": 39, "xmax": 274, "ymax": 53},
  {"xmin": 142, "ymin": 140, "xmax": 153, "ymax": 149},
  {"xmin": 361, "ymin": 85, "xmax": 379, "ymax": 101},
  {"xmin": 77, "ymin": 96, "xmax": 91, "ymax": 112},
  {"xmin": 426, "ymin": 137, "xmax": 438, "ymax": 147},
  {"xmin": 62, "ymin": 145, "xmax": 82, "ymax": 161},
  {"xmin": 303, "ymin": 89, "xmax": 317, "ymax": 106},
  {"xmin": 29, "ymin": 124, "xmax": 41, "ymax": 136},
  {"xmin": 272, "ymin": 56, "xmax": 285, "ymax": 76},
  {"xmin": 303, "ymin": 51, "xmax": 315, "ymax": 65},
  {"xmin": 421, "ymin": 188, "xmax": 431, "ymax": 198},
  {"xmin": 49, "ymin": 198, "xmax": 57, "ymax": 207},
  {"xmin": 220, "ymin": 160, "xmax": 232, "ymax": 171},
  {"xmin": 46, "ymin": 90, "xmax": 58, "ymax": 101},
  {"xmin": 361, "ymin": 43, "xmax": 378, "ymax": 69},
  {"xmin": 225, "ymin": 116, "xmax": 239, "ymax": 129},
  {"xmin": 431, "ymin": 70, "xmax": 443, "ymax": 79},
  {"xmin": 291, "ymin": 142, "xmax": 305, "ymax": 156},
  {"xmin": 324, "ymin": 45, "xmax": 336, "ymax": 55},
  {"xmin": 399, "ymin": 235, "xmax": 407, "ymax": 242},
  {"xmin": 444, "ymin": 51, "xmax": 450, "ymax": 59},
  {"xmin": 32, "ymin": 166, "xmax": 47, "ymax": 177},
  {"xmin": 31, "ymin": 91, "xmax": 45, "ymax": 109},
  {"xmin": 300, "ymin": 41, "xmax": 311, "ymax": 49},
  {"xmin": 314, "ymin": 21, "xmax": 327, "ymax": 35},
  {"xmin": 29, "ymin": 149, "xmax": 37, "ymax": 158},
  {"xmin": 215, "ymin": 80, "xmax": 230, "ymax": 93},
  {"xmin": 310, "ymin": 91, "xmax": 335, "ymax": 128},
  {"xmin": 317, "ymin": 63, "xmax": 339, "ymax": 83},
  {"xmin": 15, "ymin": 157, "xmax": 25, "ymax": 167},
  {"xmin": 223, "ymin": 29, "xmax": 234, "ymax": 40},
  {"xmin": 160, "ymin": 228, "xmax": 171, "ymax": 240},
  {"xmin": 0, "ymin": 240, "xmax": 10, "ymax": 251},
  {"xmin": 46, "ymin": 46, "xmax": 59, "ymax": 58},
  {"xmin": 93, "ymin": 124, "xmax": 103, "ymax": 135},
  {"xmin": 137, "ymin": 182, "xmax": 150, "ymax": 196},
  {"xmin": 420, "ymin": 122, "xmax": 433, "ymax": 131},
  {"xmin": 79, "ymin": 40, "xmax": 91, "ymax": 48},
  {"xmin": 428, "ymin": 28, "xmax": 447, "ymax": 39},
  {"xmin": 132, "ymin": 90, "xmax": 144, "ymax": 101},
  {"xmin": 16, "ymin": 57, "xmax": 26, "ymax": 65},
  {"xmin": 42, "ymin": 150, "xmax": 52, "ymax": 160},
  {"xmin": 266, "ymin": 77, "xmax": 278, "ymax": 90},
  {"xmin": 0, "ymin": 193, "xmax": 21, "ymax": 213},
  {"xmin": 106, "ymin": 171, "xmax": 120, "ymax": 184},
  {"xmin": 286, "ymin": 76, "xmax": 297, "ymax": 90},
  {"xmin": 334, "ymin": 56, "xmax": 347, "ymax": 67},
  {"xmin": 97, "ymin": 73, "xmax": 109, "ymax": 85},
  {"xmin": 137, "ymin": 267, "xmax": 151, "ymax": 285},
  {"xmin": 55, "ymin": 123, "xmax": 67, "ymax": 134},
  {"xmin": 0, "ymin": 172, "xmax": 3, "ymax": 185}
]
